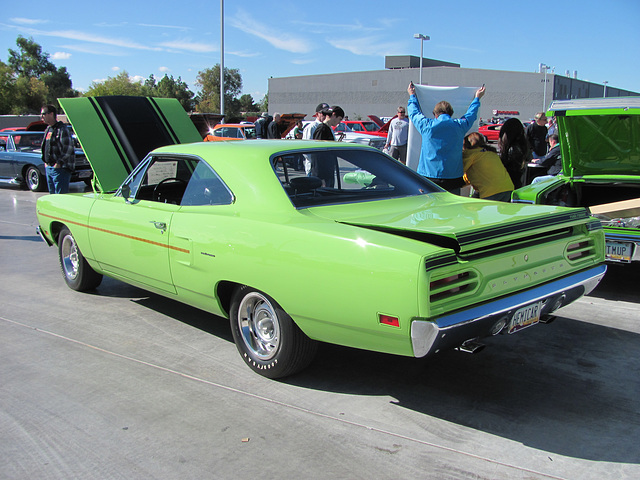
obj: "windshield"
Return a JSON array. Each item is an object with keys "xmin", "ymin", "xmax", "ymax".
[{"xmin": 272, "ymin": 148, "xmax": 440, "ymax": 208}]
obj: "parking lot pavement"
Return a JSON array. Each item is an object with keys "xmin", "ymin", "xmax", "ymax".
[{"xmin": 1, "ymin": 184, "xmax": 639, "ymax": 479}]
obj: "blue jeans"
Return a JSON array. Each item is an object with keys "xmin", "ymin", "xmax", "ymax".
[{"xmin": 46, "ymin": 166, "xmax": 72, "ymax": 194}]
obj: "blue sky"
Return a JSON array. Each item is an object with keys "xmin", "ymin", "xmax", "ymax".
[{"xmin": 1, "ymin": 0, "xmax": 638, "ymax": 102}]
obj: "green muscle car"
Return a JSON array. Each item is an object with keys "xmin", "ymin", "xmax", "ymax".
[
  {"xmin": 513, "ymin": 97, "xmax": 640, "ymax": 264},
  {"xmin": 36, "ymin": 96, "xmax": 606, "ymax": 378}
]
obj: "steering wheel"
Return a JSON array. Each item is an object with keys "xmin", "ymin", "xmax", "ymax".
[{"xmin": 153, "ymin": 177, "xmax": 187, "ymax": 202}]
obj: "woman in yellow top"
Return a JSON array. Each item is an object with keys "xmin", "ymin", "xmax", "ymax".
[{"xmin": 462, "ymin": 132, "xmax": 514, "ymax": 202}]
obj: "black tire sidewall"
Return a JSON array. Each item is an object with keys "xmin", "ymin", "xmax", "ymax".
[
  {"xmin": 57, "ymin": 227, "xmax": 102, "ymax": 291},
  {"xmin": 230, "ymin": 286, "xmax": 303, "ymax": 378}
]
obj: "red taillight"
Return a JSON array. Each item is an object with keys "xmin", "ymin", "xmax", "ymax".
[{"xmin": 379, "ymin": 314, "xmax": 400, "ymax": 327}]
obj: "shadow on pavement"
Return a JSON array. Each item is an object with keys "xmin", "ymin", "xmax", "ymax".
[
  {"xmin": 588, "ymin": 262, "xmax": 640, "ymax": 303},
  {"xmin": 287, "ymin": 315, "xmax": 640, "ymax": 464}
]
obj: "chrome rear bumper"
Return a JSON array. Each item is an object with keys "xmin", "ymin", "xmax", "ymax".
[{"xmin": 411, "ymin": 264, "xmax": 607, "ymax": 357}]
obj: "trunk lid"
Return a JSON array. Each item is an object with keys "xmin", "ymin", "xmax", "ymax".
[
  {"xmin": 308, "ymin": 194, "xmax": 590, "ymax": 254},
  {"xmin": 548, "ymin": 98, "xmax": 640, "ymax": 178}
]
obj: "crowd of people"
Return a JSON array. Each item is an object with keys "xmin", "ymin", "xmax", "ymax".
[
  {"xmin": 275, "ymin": 84, "xmax": 557, "ymax": 202},
  {"xmin": 40, "ymin": 87, "xmax": 557, "ymax": 197}
]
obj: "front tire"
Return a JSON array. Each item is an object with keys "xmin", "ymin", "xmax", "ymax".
[
  {"xmin": 25, "ymin": 165, "xmax": 46, "ymax": 192},
  {"xmin": 230, "ymin": 286, "xmax": 317, "ymax": 379},
  {"xmin": 58, "ymin": 227, "xmax": 103, "ymax": 291}
]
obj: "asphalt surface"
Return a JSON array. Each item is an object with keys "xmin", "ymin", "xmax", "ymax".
[{"xmin": 1, "ymin": 183, "xmax": 639, "ymax": 480}]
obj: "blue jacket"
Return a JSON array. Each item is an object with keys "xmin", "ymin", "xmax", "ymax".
[{"xmin": 407, "ymin": 95, "xmax": 480, "ymax": 179}]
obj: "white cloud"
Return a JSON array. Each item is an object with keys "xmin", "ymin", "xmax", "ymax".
[
  {"xmin": 294, "ymin": 20, "xmax": 383, "ymax": 34},
  {"xmin": 10, "ymin": 17, "xmax": 48, "ymax": 25},
  {"xmin": 159, "ymin": 66, "xmax": 170, "ymax": 72},
  {"xmin": 228, "ymin": 50, "xmax": 261, "ymax": 58},
  {"xmin": 327, "ymin": 36, "xmax": 405, "ymax": 57},
  {"xmin": 228, "ymin": 10, "xmax": 311, "ymax": 54},
  {"xmin": 111, "ymin": 66, "xmax": 120, "ymax": 71},
  {"xmin": 291, "ymin": 58, "xmax": 314, "ymax": 65},
  {"xmin": 51, "ymin": 52, "xmax": 71, "ymax": 60},
  {"xmin": 130, "ymin": 75, "xmax": 145, "ymax": 84},
  {"xmin": 138, "ymin": 23, "xmax": 192, "ymax": 32},
  {"xmin": 58, "ymin": 43, "xmax": 127, "ymax": 56},
  {"xmin": 159, "ymin": 40, "xmax": 216, "ymax": 53}
]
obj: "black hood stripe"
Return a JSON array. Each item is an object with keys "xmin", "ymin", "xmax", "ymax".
[{"xmin": 88, "ymin": 97, "xmax": 132, "ymax": 174}]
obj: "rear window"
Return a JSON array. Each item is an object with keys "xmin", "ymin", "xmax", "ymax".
[{"xmin": 271, "ymin": 148, "xmax": 440, "ymax": 208}]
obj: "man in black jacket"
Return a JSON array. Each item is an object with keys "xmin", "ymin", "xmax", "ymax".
[
  {"xmin": 41, "ymin": 104, "xmax": 75, "ymax": 194},
  {"xmin": 526, "ymin": 112, "xmax": 548, "ymax": 158},
  {"xmin": 267, "ymin": 113, "xmax": 282, "ymax": 139},
  {"xmin": 531, "ymin": 134, "xmax": 561, "ymax": 184}
]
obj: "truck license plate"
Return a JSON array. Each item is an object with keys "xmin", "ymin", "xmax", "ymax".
[{"xmin": 508, "ymin": 301, "xmax": 542, "ymax": 334}]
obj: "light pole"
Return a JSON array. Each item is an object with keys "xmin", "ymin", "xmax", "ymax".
[
  {"xmin": 603, "ymin": 81, "xmax": 608, "ymax": 98},
  {"xmin": 540, "ymin": 63, "xmax": 550, "ymax": 112},
  {"xmin": 220, "ymin": 0, "xmax": 225, "ymax": 123},
  {"xmin": 413, "ymin": 33, "xmax": 430, "ymax": 85}
]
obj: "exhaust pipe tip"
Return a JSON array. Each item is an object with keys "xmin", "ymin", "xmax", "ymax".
[{"xmin": 457, "ymin": 339, "xmax": 486, "ymax": 354}]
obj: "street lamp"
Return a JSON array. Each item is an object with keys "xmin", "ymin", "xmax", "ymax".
[
  {"xmin": 603, "ymin": 81, "xmax": 609, "ymax": 98},
  {"xmin": 413, "ymin": 33, "xmax": 430, "ymax": 85},
  {"xmin": 540, "ymin": 63, "xmax": 550, "ymax": 112}
]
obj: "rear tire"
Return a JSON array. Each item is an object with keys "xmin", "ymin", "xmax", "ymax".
[
  {"xmin": 25, "ymin": 165, "xmax": 46, "ymax": 192},
  {"xmin": 230, "ymin": 286, "xmax": 317, "ymax": 378},
  {"xmin": 58, "ymin": 227, "xmax": 103, "ymax": 291}
]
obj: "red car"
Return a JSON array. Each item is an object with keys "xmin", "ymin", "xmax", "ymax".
[
  {"xmin": 478, "ymin": 123, "xmax": 502, "ymax": 142},
  {"xmin": 334, "ymin": 115, "xmax": 394, "ymax": 138}
]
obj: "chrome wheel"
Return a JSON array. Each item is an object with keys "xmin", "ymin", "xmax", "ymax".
[
  {"xmin": 26, "ymin": 166, "xmax": 45, "ymax": 192},
  {"xmin": 60, "ymin": 233, "xmax": 80, "ymax": 281},
  {"xmin": 57, "ymin": 227, "xmax": 102, "ymax": 291},
  {"xmin": 237, "ymin": 291, "xmax": 280, "ymax": 361}
]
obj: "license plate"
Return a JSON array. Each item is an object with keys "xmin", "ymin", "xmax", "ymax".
[
  {"xmin": 605, "ymin": 241, "xmax": 632, "ymax": 262},
  {"xmin": 508, "ymin": 301, "xmax": 542, "ymax": 334},
  {"xmin": 78, "ymin": 170, "xmax": 92, "ymax": 178}
]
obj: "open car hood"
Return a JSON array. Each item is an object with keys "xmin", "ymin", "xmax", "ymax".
[
  {"xmin": 59, "ymin": 96, "xmax": 202, "ymax": 192},
  {"xmin": 309, "ymin": 195, "xmax": 590, "ymax": 254},
  {"xmin": 549, "ymin": 98, "xmax": 640, "ymax": 178}
]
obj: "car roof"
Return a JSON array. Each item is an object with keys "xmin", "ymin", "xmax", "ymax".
[{"xmin": 152, "ymin": 140, "xmax": 374, "ymax": 211}]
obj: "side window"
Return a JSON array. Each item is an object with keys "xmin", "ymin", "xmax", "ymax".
[
  {"xmin": 123, "ymin": 156, "xmax": 196, "ymax": 204},
  {"xmin": 181, "ymin": 160, "xmax": 233, "ymax": 206},
  {"xmin": 0, "ymin": 135, "xmax": 7, "ymax": 151}
]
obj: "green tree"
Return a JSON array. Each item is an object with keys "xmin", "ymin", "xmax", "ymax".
[
  {"xmin": 155, "ymin": 74, "xmax": 196, "ymax": 111},
  {"xmin": 195, "ymin": 64, "xmax": 242, "ymax": 116},
  {"xmin": 87, "ymin": 72, "xmax": 195, "ymax": 111},
  {"xmin": 8, "ymin": 36, "xmax": 55, "ymax": 77},
  {"xmin": 84, "ymin": 71, "xmax": 151, "ymax": 97},
  {"xmin": 0, "ymin": 61, "xmax": 17, "ymax": 114},
  {"xmin": 238, "ymin": 93, "xmax": 257, "ymax": 113},
  {"xmin": 7, "ymin": 36, "xmax": 77, "ymax": 109},
  {"xmin": 13, "ymin": 76, "xmax": 48, "ymax": 114},
  {"xmin": 258, "ymin": 93, "xmax": 268, "ymax": 113}
]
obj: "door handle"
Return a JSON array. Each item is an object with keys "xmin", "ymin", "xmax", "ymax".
[{"xmin": 150, "ymin": 221, "xmax": 167, "ymax": 233}]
